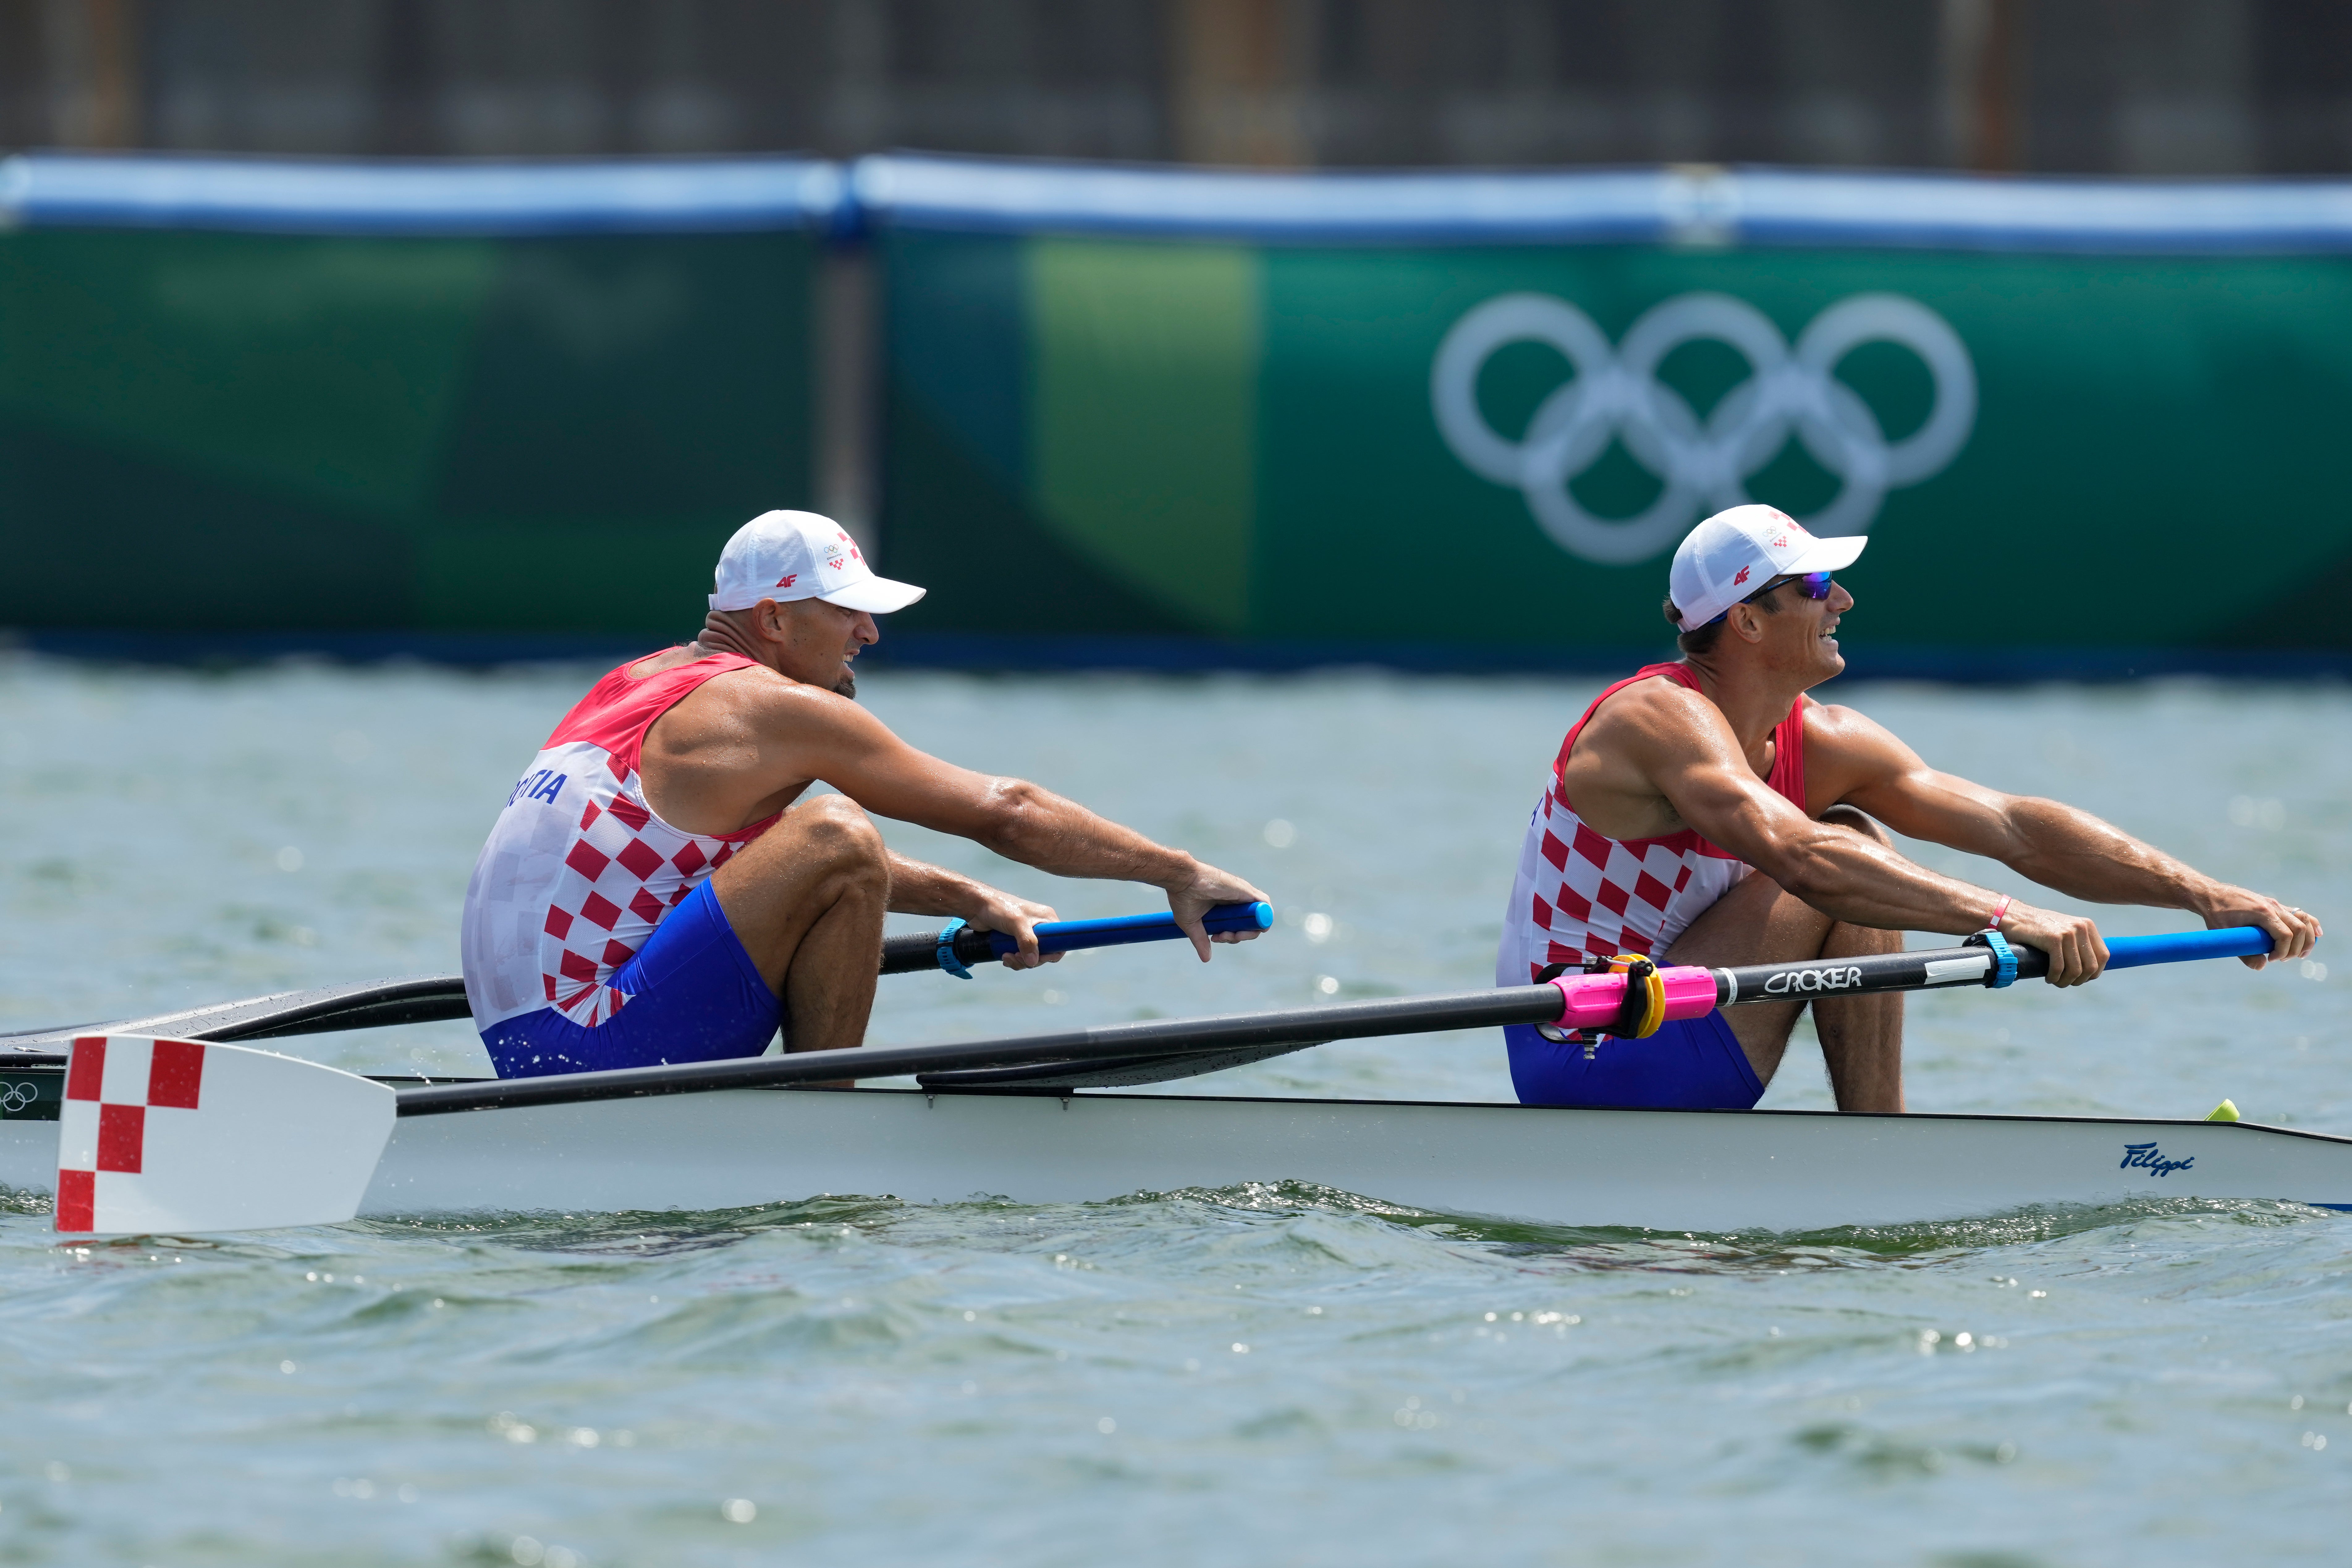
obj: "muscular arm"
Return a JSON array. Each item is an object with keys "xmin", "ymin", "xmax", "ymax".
[
  {"xmin": 1629, "ymin": 693, "xmax": 2016, "ymax": 940},
  {"xmin": 1575, "ymin": 682, "xmax": 2099, "ymax": 982},
  {"xmin": 1817, "ymin": 705, "xmax": 2318, "ymax": 969},
  {"xmin": 741, "ymin": 678, "xmax": 1261, "ymax": 960},
  {"xmin": 1588, "ymin": 686, "xmax": 2316, "ymax": 983}
]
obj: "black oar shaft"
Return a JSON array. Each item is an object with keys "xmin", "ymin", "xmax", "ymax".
[
  {"xmin": 387, "ymin": 947, "xmax": 2057, "ymax": 1116},
  {"xmin": 1710, "ymin": 942, "xmax": 2038, "ymax": 1006},
  {"xmin": 391, "ymin": 929, "xmax": 2270, "ymax": 1118},
  {"xmin": 394, "ymin": 986, "xmax": 1562, "ymax": 1117},
  {"xmin": 389, "ymin": 947, "xmax": 2010, "ymax": 1119},
  {"xmin": 879, "ymin": 928, "xmax": 994, "ymax": 976}
]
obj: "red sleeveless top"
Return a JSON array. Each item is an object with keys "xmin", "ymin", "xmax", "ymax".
[
  {"xmin": 461, "ymin": 651, "xmax": 781, "ymax": 1031},
  {"xmin": 1496, "ymin": 662, "xmax": 1807, "ymax": 984}
]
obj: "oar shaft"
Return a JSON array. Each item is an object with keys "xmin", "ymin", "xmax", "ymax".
[
  {"xmin": 395, "ymin": 984, "xmax": 1559, "ymax": 1116},
  {"xmin": 1545, "ymin": 926, "xmax": 2279, "ymax": 1030},
  {"xmin": 1712, "ymin": 944, "xmax": 2024, "ymax": 1008},
  {"xmin": 878, "ymin": 901, "xmax": 1271, "ymax": 976},
  {"xmin": 396, "ymin": 927, "xmax": 2276, "ymax": 1118}
]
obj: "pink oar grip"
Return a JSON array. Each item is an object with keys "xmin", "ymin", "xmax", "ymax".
[
  {"xmin": 1545, "ymin": 966, "xmax": 1718, "ymax": 1031},
  {"xmin": 1660, "ymin": 966, "xmax": 1717, "ymax": 1018}
]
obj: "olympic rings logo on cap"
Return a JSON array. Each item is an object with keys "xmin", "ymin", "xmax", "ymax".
[
  {"xmin": 0, "ymin": 1082, "xmax": 40, "ymax": 1114},
  {"xmin": 1432, "ymin": 291, "xmax": 1977, "ymax": 565}
]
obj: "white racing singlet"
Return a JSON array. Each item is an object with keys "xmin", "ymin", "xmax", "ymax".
[
  {"xmin": 462, "ymin": 651, "xmax": 778, "ymax": 1033},
  {"xmin": 1496, "ymin": 661, "xmax": 1808, "ymax": 987}
]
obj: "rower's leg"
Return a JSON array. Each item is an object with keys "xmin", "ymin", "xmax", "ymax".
[
  {"xmin": 1657, "ymin": 871, "xmax": 1826, "ymax": 1088},
  {"xmin": 1657, "ymin": 805, "xmax": 1905, "ymax": 1109},
  {"xmin": 706, "ymin": 793, "xmax": 888, "ymax": 1056},
  {"xmin": 1804, "ymin": 805, "xmax": 1905, "ymax": 1112},
  {"xmin": 1810, "ymin": 909, "xmax": 1905, "ymax": 1113}
]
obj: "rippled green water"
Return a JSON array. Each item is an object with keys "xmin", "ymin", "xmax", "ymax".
[{"xmin": 0, "ymin": 656, "xmax": 2346, "ymax": 1564}]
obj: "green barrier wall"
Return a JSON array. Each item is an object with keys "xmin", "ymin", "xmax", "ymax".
[
  {"xmin": 1, "ymin": 228, "xmax": 813, "ymax": 636},
  {"xmin": 880, "ymin": 230, "xmax": 2352, "ymax": 661}
]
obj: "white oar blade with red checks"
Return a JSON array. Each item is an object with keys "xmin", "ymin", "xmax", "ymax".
[{"xmin": 55, "ymin": 1036, "xmax": 395, "ymax": 1236}]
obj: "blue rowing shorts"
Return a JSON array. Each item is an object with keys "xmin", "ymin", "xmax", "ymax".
[
  {"xmin": 480, "ymin": 880, "xmax": 780, "ymax": 1078},
  {"xmin": 1504, "ymin": 1009, "xmax": 1765, "ymax": 1110}
]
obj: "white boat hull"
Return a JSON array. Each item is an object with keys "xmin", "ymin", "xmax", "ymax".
[{"xmin": 7, "ymin": 1088, "xmax": 2345, "ymax": 1232}]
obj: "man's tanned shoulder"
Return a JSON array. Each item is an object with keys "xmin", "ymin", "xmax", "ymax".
[
  {"xmin": 1581, "ymin": 673, "xmax": 1736, "ymax": 756},
  {"xmin": 703, "ymin": 661, "xmax": 855, "ymax": 720},
  {"xmin": 1796, "ymin": 698, "xmax": 1915, "ymax": 769},
  {"xmin": 657, "ymin": 662, "xmax": 865, "ymax": 755}
]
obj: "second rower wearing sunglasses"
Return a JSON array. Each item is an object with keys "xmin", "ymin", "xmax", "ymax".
[{"xmin": 1494, "ymin": 504, "xmax": 2319, "ymax": 1116}]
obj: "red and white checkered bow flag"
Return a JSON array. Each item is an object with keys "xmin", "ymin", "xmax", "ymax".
[{"xmin": 56, "ymin": 1036, "xmax": 396, "ymax": 1236}]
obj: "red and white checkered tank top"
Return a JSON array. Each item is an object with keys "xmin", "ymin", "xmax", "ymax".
[
  {"xmin": 462, "ymin": 651, "xmax": 780, "ymax": 1032},
  {"xmin": 1495, "ymin": 661, "xmax": 1807, "ymax": 986}
]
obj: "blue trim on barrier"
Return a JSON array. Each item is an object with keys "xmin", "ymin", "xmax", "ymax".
[
  {"xmin": 851, "ymin": 154, "xmax": 2352, "ymax": 254},
  {"xmin": 860, "ymin": 635, "xmax": 2352, "ymax": 684},
  {"xmin": 9, "ymin": 629, "xmax": 671, "ymax": 666},
  {"xmin": 0, "ymin": 153, "xmax": 848, "ymax": 235},
  {"xmin": 876, "ymin": 633, "xmax": 1669, "ymax": 677},
  {"xmin": 1730, "ymin": 167, "xmax": 2352, "ymax": 255},
  {"xmin": 11, "ymin": 629, "xmax": 2352, "ymax": 683},
  {"xmin": 852, "ymin": 156, "xmax": 1673, "ymax": 245},
  {"xmin": 13, "ymin": 152, "xmax": 2352, "ymax": 252}
]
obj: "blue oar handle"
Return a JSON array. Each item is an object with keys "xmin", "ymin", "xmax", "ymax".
[
  {"xmin": 878, "ymin": 902, "xmax": 1273, "ymax": 978},
  {"xmin": 986, "ymin": 902, "xmax": 1272, "ymax": 959},
  {"xmin": 2098, "ymin": 925, "xmax": 2274, "ymax": 972}
]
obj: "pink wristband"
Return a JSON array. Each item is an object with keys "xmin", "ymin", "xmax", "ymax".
[{"xmin": 1988, "ymin": 894, "xmax": 2013, "ymax": 930}]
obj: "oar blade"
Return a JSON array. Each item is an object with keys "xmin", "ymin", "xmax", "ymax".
[{"xmin": 55, "ymin": 1036, "xmax": 395, "ymax": 1236}]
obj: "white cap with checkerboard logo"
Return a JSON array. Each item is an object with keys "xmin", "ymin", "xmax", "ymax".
[
  {"xmin": 1668, "ymin": 504, "xmax": 1868, "ymax": 632},
  {"xmin": 709, "ymin": 510, "xmax": 925, "ymax": 615}
]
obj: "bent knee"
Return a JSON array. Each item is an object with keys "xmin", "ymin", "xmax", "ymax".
[
  {"xmin": 1819, "ymin": 803, "xmax": 1892, "ymax": 845},
  {"xmin": 793, "ymin": 794, "xmax": 887, "ymax": 867}
]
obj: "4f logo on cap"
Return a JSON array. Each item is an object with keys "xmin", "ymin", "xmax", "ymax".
[
  {"xmin": 1732, "ymin": 566, "xmax": 1751, "ymax": 585},
  {"xmin": 773, "ymin": 573, "xmax": 797, "ymax": 588}
]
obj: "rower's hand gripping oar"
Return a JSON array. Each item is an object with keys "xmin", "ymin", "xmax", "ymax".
[
  {"xmin": 50, "ymin": 926, "xmax": 2278, "ymax": 1237},
  {"xmin": 880, "ymin": 901, "xmax": 1272, "ymax": 978}
]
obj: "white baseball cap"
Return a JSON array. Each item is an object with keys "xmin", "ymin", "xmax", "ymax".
[
  {"xmin": 709, "ymin": 510, "xmax": 925, "ymax": 616},
  {"xmin": 1668, "ymin": 505, "xmax": 1867, "ymax": 632}
]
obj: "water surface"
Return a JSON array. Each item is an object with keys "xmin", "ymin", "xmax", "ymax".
[{"xmin": 0, "ymin": 657, "xmax": 2343, "ymax": 1564}]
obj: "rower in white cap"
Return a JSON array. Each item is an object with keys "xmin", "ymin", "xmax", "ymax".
[
  {"xmin": 460, "ymin": 509, "xmax": 1265, "ymax": 1080},
  {"xmin": 1497, "ymin": 504, "xmax": 2319, "ymax": 1114}
]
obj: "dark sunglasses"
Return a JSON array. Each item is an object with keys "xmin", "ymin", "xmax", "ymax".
[
  {"xmin": 1761, "ymin": 570, "xmax": 1836, "ymax": 603},
  {"xmin": 1706, "ymin": 571, "xmax": 1834, "ymax": 625}
]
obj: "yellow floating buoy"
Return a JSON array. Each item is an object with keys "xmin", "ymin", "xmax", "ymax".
[{"xmin": 2205, "ymin": 1098, "xmax": 2241, "ymax": 1122}]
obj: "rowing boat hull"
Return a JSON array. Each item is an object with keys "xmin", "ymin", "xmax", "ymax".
[{"xmin": 7, "ymin": 1088, "xmax": 2345, "ymax": 1230}]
